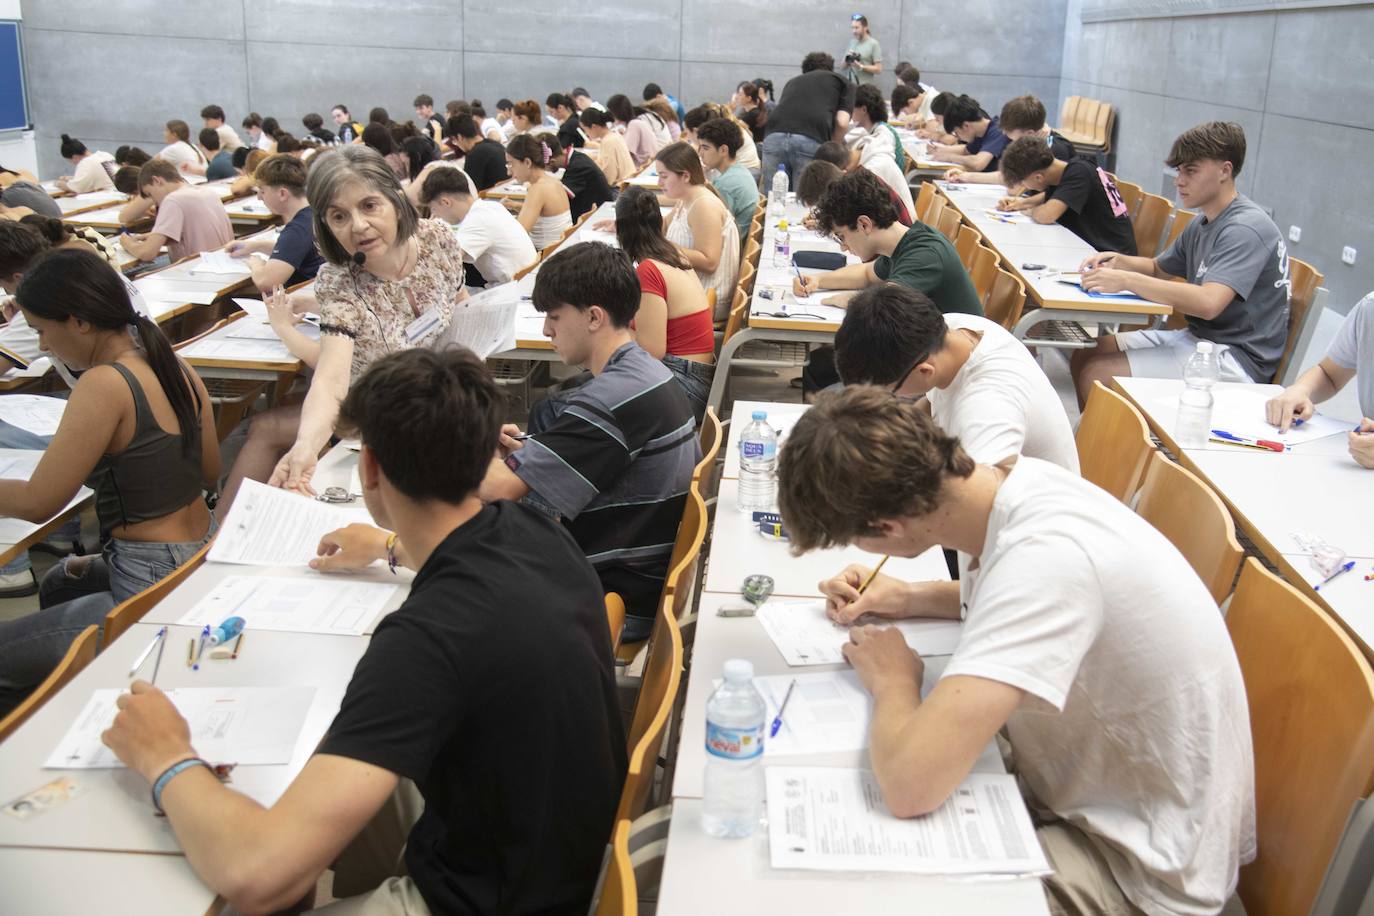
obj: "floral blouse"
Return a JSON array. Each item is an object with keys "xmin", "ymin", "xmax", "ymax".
[{"xmin": 315, "ymin": 218, "xmax": 467, "ymax": 378}]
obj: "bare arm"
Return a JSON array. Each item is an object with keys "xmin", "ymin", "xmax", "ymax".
[
  {"xmin": 120, "ymin": 232, "xmax": 169, "ymax": 263},
  {"xmin": 633, "ymin": 292, "xmax": 668, "ymax": 359},
  {"xmin": 676, "ymin": 201, "xmax": 725, "ymax": 273},
  {"xmin": 118, "ymin": 196, "xmax": 155, "ymax": 226},
  {"xmin": 478, "ymin": 455, "xmax": 531, "ymax": 503},
  {"xmin": 247, "ymin": 258, "xmax": 296, "ymax": 294},
  {"xmin": 1266, "ymin": 358, "xmax": 1356, "ymax": 431},
  {"xmin": 269, "ymin": 334, "xmax": 352, "ymax": 492}
]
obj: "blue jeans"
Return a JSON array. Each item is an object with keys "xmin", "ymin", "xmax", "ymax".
[
  {"xmin": 661, "ymin": 355, "xmax": 713, "ymax": 425},
  {"xmin": 40, "ymin": 518, "xmax": 217, "ymax": 606},
  {"xmin": 761, "ymin": 132, "xmax": 822, "ymax": 190}
]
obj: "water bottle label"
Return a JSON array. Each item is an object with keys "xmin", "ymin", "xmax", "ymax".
[
  {"xmin": 706, "ymin": 721, "xmax": 764, "ymax": 760},
  {"xmin": 741, "ymin": 441, "xmax": 776, "ymax": 460}
]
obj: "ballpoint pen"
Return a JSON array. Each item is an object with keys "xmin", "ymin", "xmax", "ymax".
[
  {"xmin": 128, "ymin": 627, "xmax": 167, "ymax": 680},
  {"xmin": 770, "ymin": 678, "xmax": 798, "ymax": 738},
  {"xmin": 1210, "ymin": 429, "xmax": 1285, "ymax": 452},
  {"xmin": 1316, "ymin": 560, "xmax": 1355, "ymax": 591}
]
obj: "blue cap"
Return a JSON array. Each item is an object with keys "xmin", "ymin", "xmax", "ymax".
[{"xmin": 752, "ymin": 410, "xmax": 767, "ymax": 421}]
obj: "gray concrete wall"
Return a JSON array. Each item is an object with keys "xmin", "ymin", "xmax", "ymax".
[
  {"xmin": 20, "ymin": 0, "xmax": 1064, "ymax": 180},
  {"xmin": 1061, "ymin": 0, "xmax": 1374, "ymax": 312}
]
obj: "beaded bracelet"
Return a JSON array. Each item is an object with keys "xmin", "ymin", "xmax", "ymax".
[{"xmin": 385, "ymin": 532, "xmax": 399, "ymax": 575}]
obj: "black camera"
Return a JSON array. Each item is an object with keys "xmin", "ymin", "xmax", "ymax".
[{"xmin": 844, "ymin": 51, "xmax": 861, "ymax": 63}]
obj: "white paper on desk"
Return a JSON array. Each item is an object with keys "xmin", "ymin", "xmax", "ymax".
[
  {"xmin": 0, "ymin": 395, "xmax": 66, "ymax": 437},
  {"xmin": 192, "ymin": 250, "xmax": 252, "ymax": 276},
  {"xmin": 757, "ymin": 600, "xmax": 962, "ymax": 666},
  {"xmin": 133, "ymin": 280, "xmax": 219, "ymax": 306},
  {"xmin": 755, "ymin": 671, "xmax": 873, "ymax": 756},
  {"xmin": 177, "ymin": 574, "xmax": 396, "ymax": 637},
  {"xmin": 209, "ymin": 479, "xmax": 374, "ymax": 566},
  {"xmin": 1207, "ymin": 387, "xmax": 1353, "ymax": 445},
  {"xmin": 767, "ymin": 767, "xmax": 1050, "ymax": 876},
  {"xmin": 181, "ymin": 336, "xmax": 296, "ymax": 362},
  {"xmin": 434, "ymin": 284, "xmax": 519, "ymax": 357},
  {"xmin": 0, "ymin": 450, "xmax": 42, "ymax": 480},
  {"xmin": 45, "ymin": 686, "xmax": 316, "ymax": 769},
  {"xmin": 1, "ymin": 357, "xmax": 52, "ymax": 381}
]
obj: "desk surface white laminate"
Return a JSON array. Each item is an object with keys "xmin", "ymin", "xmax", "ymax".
[
  {"xmin": 657, "ymin": 798, "xmax": 1049, "ymax": 916},
  {"xmin": 1283, "ymin": 554, "xmax": 1374, "ymax": 632},
  {"xmin": 0, "ymin": 847, "xmax": 218, "ymax": 916},
  {"xmin": 0, "ymin": 622, "xmax": 362, "ymax": 855},
  {"xmin": 704, "ymin": 480, "xmax": 949, "ymax": 598}
]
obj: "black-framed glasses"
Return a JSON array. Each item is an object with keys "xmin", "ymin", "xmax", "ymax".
[{"xmin": 887, "ymin": 352, "xmax": 929, "ymax": 400}]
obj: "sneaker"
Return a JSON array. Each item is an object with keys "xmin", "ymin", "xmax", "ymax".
[{"xmin": 0, "ymin": 568, "xmax": 38, "ymax": 598}]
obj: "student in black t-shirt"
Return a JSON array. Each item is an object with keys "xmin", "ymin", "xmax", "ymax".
[
  {"xmin": 413, "ymin": 93, "xmax": 446, "ymax": 145},
  {"xmin": 546, "ymin": 92, "xmax": 585, "ymax": 149},
  {"xmin": 945, "ymin": 94, "xmax": 1076, "ymax": 186},
  {"xmin": 930, "ymin": 94, "xmax": 1009, "ymax": 173},
  {"xmin": 761, "ymin": 51, "xmax": 854, "ymax": 190},
  {"xmin": 443, "ymin": 114, "xmax": 507, "ymax": 191},
  {"xmin": 556, "ymin": 140, "xmax": 615, "ymax": 222},
  {"xmin": 300, "ymin": 112, "xmax": 337, "ymax": 145},
  {"xmin": 997, "ymin": 136, "xmax": 1137, "ymax": 256},
  {"xmin": 101, "ymin": 346, "xmax": 626, "ymax": 916},
  {"xmin": 225, "ymin": 155, "xmax": 325, "ymax": 291}
]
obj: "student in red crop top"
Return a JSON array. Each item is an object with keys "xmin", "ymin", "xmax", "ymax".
[{"xmin": 616, "ymin": 187, "xmax": 715, "ymax": 420}]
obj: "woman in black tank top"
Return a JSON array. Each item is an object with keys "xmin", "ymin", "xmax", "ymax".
[{"xmin": 0, "ymin": 249, "xmax": 220, "ymax": 716}]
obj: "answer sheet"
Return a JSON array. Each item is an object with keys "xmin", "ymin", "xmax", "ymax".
[
  {"xmin": 191, "ymin": 250, "xmax": 252, "ymax": 276},
  {"xmin": 766, "ymin": 767, "xmax": 1051, "ymax": 876},
  {"xmin": 177, "ymin": 574, "xmax": 396, "ymax": 637},
  {"xmin": 180, "ymin": 335, "xmax": 297, "ymax": 362},
  {"xmin": 46, "ymin": 686, "xmax": 316, "ymax": 769},
  {"xmin": 757, "ymin": 599, "xmax": 962, "ymax": 666},
  {"xmin": 755, "ymin": 671, "xmax": 872, "ymax": 756},
  {"xmin": 209, "ymin": 479, "xmax": 374, "ymax": 566},
  {"xmin": 436, "ymin": 284, "xmax": 520, "ymax": 357},
  {"xmin": 0, "ymin": 395, "xmax": 66, "ymax": 437}
]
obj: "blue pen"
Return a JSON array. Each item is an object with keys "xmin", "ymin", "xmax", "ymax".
[
  {"xmin": 193, "ymin": 624, "xmax": 210, "ymax": 671},
  {"xmin": 1315, "ymin": 560, "xmax": 1355, "ymax": 591},
  {"xmin": 769, "ymin": 678, "xmax": 798, "ymax": 738}
]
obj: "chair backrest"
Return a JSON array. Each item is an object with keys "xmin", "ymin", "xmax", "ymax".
[
  {"xmin": 1273, "ymin": 256, "xmax": 1324, "ymax": 383},
  {"xmin": 743, "ymin": 236, "xmax": 761, "ymax": 267},
  {"xmin": 1076, "ymin": 381, "xmax": 1153, "ymax": 503},
  {"xmin": 604, "ymin": 593, "xmax": 626, "ymax": 652},
  {"xmin": 1133, "ymin": 192, "xmax": 1173, "ymax": 259},
  {"xmin": 954, "ymin": 224, "xmax": 982, "ymax": 270},
  {"xmin": 591, "ymin": 819, "xmax": 636, "ymax": 916},
  {"xmin": 1227, "ymin": 558, "xmax": 1374, "ymax": 916},
  {"xmin": 540, "ymin": 239, "xmax": 562, "ymax": 259},
  {"xmin": 0, "ymin": 625, "xmax": 99, "ymax": 742},
  {"xmin": 1311, "ymin": 797, "xmax": 1374, "ymax": 916},
  {"xmin": 720, "ymin": 287, "xmax": 747, "ymax": 349},
  {"xmin": 1075, "ymin": 98, "xmax": 1102, "ymax": 138},
  {"xmin": 1091, "ymin": 102, "xmax": 1114, "ymax": 149},
  {"xmin": 694, "ymin": 407, "xmax": 722, "ymax": 486},
  {"xmin": 737, "ymin": 260, "xmax": 756, "ymax": 295},
  {"xmin": 617, "ymin": 604, "xmax": 684, "ymax": 821},
  {"xmin": 1134, "ymin": 452, "xmax": 1242, "ymax": 604},
  {"xmin": 970, "ymin": 245, "xmax": 999, "ymax": 303},
  {"xmin": 664, "ymin": 486, "xmax": 707, "ymax": 606},
  {"xmin": 512, "ymin": 258, "xmax": 539, "ymax": 281},
  {"xmin": 984, "ymin": 268, "xmax": 1026, "ymax": 330},
  {"xmin": 936, "ymin": 205, "xmax": 960, "ymax": 242},
  {"xmin": 1115, "ymin": 179, "xmax": 1143, "ymax": 218},
  {"xmin": 1058, "ymin": 96, "xmax": 1081, "ymax": 134},
  {"xmin": 103, "ymin": 539, "xmax": 213, "ymax": 646},
  {"xmin": 922, "ymin": 192, "xmax": 946, "ymax": 229},
  {"xmin": 914, "ymin": 181, "xmax": 937, "ymax": 223},
  {"xmin": 1163, "ymin": 208, "xmax": 1195, "ymax": 250}
]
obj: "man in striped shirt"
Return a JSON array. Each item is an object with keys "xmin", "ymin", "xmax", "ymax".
[{"xmin": 481, "ymin": 242, "xmax": 699, "ymax": 641}]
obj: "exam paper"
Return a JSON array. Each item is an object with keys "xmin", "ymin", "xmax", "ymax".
[
  {"xmin": 766, "ymin": 767, "xmax": 1051, "ymax": 876},
  {"xmin": 757, "ymin": 599, "xmax": 962, "ymax": 665},
  {"xmin": 233, "ymin": 297, "xmax": 269, "ymax": 323},
  {"xmin": 177, "ymin": 574, "xmax": 396, "ymax": 636},
  {"xmin": 1206, "ymin": 386, "xmax": 1353, "ymax": 446},
  {"xmin": 434, "ymin": 284, "xmax": 519, "ymax": 357},
  {"xmin": 46, "ymin": 686, "xmax": 316, "ymax": 769},
  {"xmin": 133, "ymin": 279, "xmax": 219, "ymax": 306},
  {"xmin": 1, "ymin": 357, "xmax": 52, "ymax": 381},
  {"xmin": 180, "ymin": 335, "xmax": 296, "ymax": 362},
  {"xmin": 755, "ymin": 671, "xmax": 872, "ymax": 756},
  {"xmin": 192, "ymin": 250, "xmax": 252, "ymax": 276},
  {"xmin": 209, "ymin": 479, "xmax": 374, "ymax": 566},
  {"xmin": 0, "ymin": 450, "xmax": 43, "ymax": 481},
  {"xmin": 0, "ymin": 395, "xmax": 66, "ymax": 437}
]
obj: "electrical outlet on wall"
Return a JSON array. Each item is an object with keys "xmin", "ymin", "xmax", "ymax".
[
  {"xmin": 1343, "ymin": 247, "xmax": 1357, "ymax": 266},
  {"xmin": 1289, "ymin": 226, "xmax": 1301, "ymax": 243}
]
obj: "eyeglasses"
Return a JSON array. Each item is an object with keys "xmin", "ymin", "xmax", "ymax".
[{"xmin": 887, "ymin": 352, "xmax": 929, "ymax": 400}]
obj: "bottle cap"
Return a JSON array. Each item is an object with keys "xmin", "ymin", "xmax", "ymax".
[
  {"xmin": 751, "ymin": 410, "xmax": 767, "ymax": 421},
  {"xmin": 723, "ymin": 659, "xmax": 754, "ymax": 682},
  {"xmin": 1196, "ymin": 341, "xmax": 1214, "ymax": 354},
  {"xmin": 777, "ymin": 219, "xmax": 788, "ymax": 230}
]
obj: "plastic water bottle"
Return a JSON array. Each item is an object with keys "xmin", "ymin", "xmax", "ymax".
[
  {"xmin": 703, "ymin": 659, "xmax": 767, "ymax": 838},
  {"xmin": 1176, "ymin": 340, "xmax": 1221, "ymax": 448},
  {"xmin": 769, "ymin": 164, "xmax": 789, "ymax": 215},
  {"xmin": 738, "ymin": 410, "xmax": 778, "ymax": 512},
  {"xmin": 773, "ymin": 219, "xmax": 791, "ymax": 265}
]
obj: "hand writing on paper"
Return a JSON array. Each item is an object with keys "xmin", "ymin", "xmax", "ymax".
[
  {"xmin": 1080, "ymin": 268, "xmax": 1131, "ymax": 295},
  {"xmin": 497, "ymin": 423, "xmax": 526, "ymax": 458},
  {"xmin": 842, "ymin": 625, "xmax": 925, "ymax": 699},
  {"xmin": 1350, "ymin": 419, "xmax": 1374, "ymax": 469},
  {"xmin": 311, "ymin": 523, "xmax": 392, "ymax": 573},
  {"xmin": 1265, "ymin": 388, "xmax": 1316, "ymax": 432},
  {"xmin": 102, "ymin": 681, "xmax": 196, "ymax": 784},
  {"xmin": 820, "ymin": 564, "xmax": 909, "ymax": 625},
  {"xmin": 268, "ymin": 444, "xmax": 318, "ymax": 496},
  {"xmin": 1078, "ymin": 251, "xmax": 1118, "ymax": 272},
  {"xmin": 792, "ymin": 275, "xmax": 819, "ymax": 298}
]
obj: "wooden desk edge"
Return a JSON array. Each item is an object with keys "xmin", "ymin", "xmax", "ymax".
[{"xmin": 0, "ymin": 494, "xmax": 95, "ymax": 567}]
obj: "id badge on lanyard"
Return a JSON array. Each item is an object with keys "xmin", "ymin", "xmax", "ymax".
[{"xmin": 404, "ymin": 308, "xmax": 442, "ymax": 345}]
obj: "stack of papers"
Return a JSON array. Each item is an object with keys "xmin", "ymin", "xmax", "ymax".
[
  {"xmin": 757, "ymin": 599, "xmax": 962, "ymax": 665},
  {"xmin": 435, "ymin": 284, "xmax": 520, "ymax": 357},
  {"xmin": 209, "ymin": 479, "xmax": 373, "ymax": 566},
  {"xmin": 0, "ymin": 395, "xmax": 66, "ymax": 437}
]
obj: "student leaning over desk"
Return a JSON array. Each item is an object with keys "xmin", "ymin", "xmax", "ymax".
[
  {"xmin": 779, "ymin": 387, "xmax": 1254, "ymax": 916},
  {"xmin": 103, "ymin": 347, "xmax": 626, "ymax": 916},
  {"xmin": 216, "ymin": 145, "xmax": 468, "ymax": 514},
  {"xmin": 0, "ymin": 249, "xmax": 220, "ymax": 717}
]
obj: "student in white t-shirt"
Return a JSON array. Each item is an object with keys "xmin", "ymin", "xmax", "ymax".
[
  {"xmin": 419, "ymin": 166, "xmax": 537, "ymax": 286},
  {"xmin": 158, "ymin": 119, "xmax": 207, "ymax": 174},
  {"xmin": 1267, "ymin": 290, "xmax": 1374, "ymax": 468},
  {"xmin": 778, "ymin": 387, "xmax": 1255, "ymax": 916},
  {"xmin": 56, "ymin": 135, "xmax": 115, "ymax": 193},
  {"xmin": 834, "ymin": 283, "xmax": 1079, "ymax": 476}
]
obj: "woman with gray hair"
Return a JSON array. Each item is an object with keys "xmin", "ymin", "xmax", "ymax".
[{"xmin": 216, "ymin": 145, "xmax": 469, "ymax": 510}]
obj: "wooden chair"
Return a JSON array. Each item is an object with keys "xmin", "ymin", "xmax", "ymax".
[
  {"xmin": 1115, "ymin": 179, "xmax": 1143, "ymax": 218},
  {"xmin": 617, "ymin": 601, "xmax": 684, "ymax": 822},
  {"xmin": 922, "ymin": 192, "xmax": 946, "ymax": 229},
  {"xmin": 539, "ymin": 239, "xmax": 563, "ymax": 260},
  {"xmin": 693, "ymin": 407, "xmax": 722, "ymax": 488},
  {"xmin": 1063, "ymin": 98, "xmax": 1100, "ymax": 144},
  {"xmin": 1163, "ymin": 209, "xmax": 1195, "ymax": 249},
  {"xmin": 1227, "ymin": 558, "xmax": 1374, "ymax": 916},
  {"xmin": 102, "ymin": 539, "xmax": 213, "ymax": 647},
  {"xmin": 1057, "ymin": 96, "xmax": 1081, "ymax": 137},
  {"xmin": 1272, "ymin": 257, "xmax": 1324, "ymax": 384},
  {"xmin": 512, "ymin": 258, "xmax": 540, "ymax": 281},
  {"xmin": 614, "ymin": 486, "xmax": 706, "ymax": 663},
  {"xmin": 1076, "ymin": 381, "xmax": 1153, "ymax": 503},
  {"xmin": 719, "ymin": 288, "xmax": 747, "ymax": 352},
  {"xmin": 936, "ymin": 205, "xmax": 960, "ymax": 243},
  {"xmin": 1133, "ymin": 192, "xmax": 1173, "ymax": 259},
  {"xmin": 984, "ymin": 269, "xmax": 1026, "ymax": 330},
  {"xmin": 954, "ymin": 224, "xmax": 982, "ymax": 270},
  {"xmin": 605, "ymin": 593, "xmax": 626, "ymax": 652},
  {"xmin": 743, "ymin": 237, "xmax": 761, "ymax": 268},
  {"xmin": 0, "ymin": 625, "xmax": 99, "ymax": 742},
  {"xmin": 736, "ymin": 260, "xmax": 756, "ymax": 295},
  {"xmin": 914, "ymin": 181, "xmax": 937, "ymax": 224},
  {"xmin": 1134, "ymin": 453, "xmax": 1243, "ymax": 604},
  {"xmin": 591, "ymin": 819, "xmax": 636, "ymax": 916},
  {"xmin": 970, "ymin": 245, "xmax": 999, "ymax": 303}
]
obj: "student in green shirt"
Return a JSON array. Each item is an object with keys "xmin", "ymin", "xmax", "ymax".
[
  {"xmin": 694, "ymin": 118, "xmax": 757, "ymax": 242},
  {"xmin": 792, "ymin": 169, "xmax": 982, "ymax": 315}
]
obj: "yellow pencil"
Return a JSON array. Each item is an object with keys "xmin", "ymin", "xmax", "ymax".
[
  {"xmin": 857, "ymin": 556, "xmax": 890, "ymax": 595},
  {"xmin": 186, "ymin": 638, "xmax": 195, "ymax": 667}
]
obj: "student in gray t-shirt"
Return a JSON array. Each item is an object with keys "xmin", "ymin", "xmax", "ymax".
[
  {"xmin": 1069, "ymin": 121, "xmax": 1290, "ymax": 406},
  {"xmin": 0, "ymin": 181, "xmax": 62, "ymax": 219},
  {"xmin": 1267, "ymin": 291, "xmax": 1374, "ymax": 469}
]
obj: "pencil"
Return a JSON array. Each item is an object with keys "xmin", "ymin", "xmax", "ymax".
[
  {"xmin": 186, "ymin": 638, "xmax": 195, "ymax": 667},
  {"xmin": 857, "ymin": 556, "xmax": 890, "ymax": 595},
  {"xmin": 231, "ymin": 632, "xmax": 244, "ymax": 659}
]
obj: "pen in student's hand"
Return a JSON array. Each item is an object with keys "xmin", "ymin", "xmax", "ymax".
[
  {"xmin": 770, "ymin": 678, "xmax": 798, "ymax": 738},
  {"xmin": 1315, "ymin": 560, "xmax": 1356, "ymax": 591},
  {"xmin": 128, "ymin": 627, "xmax": 167, "ymax": 679},
  {"xmin": 857, "ymin": 556, "xmax": 890, "ymax": 595}
]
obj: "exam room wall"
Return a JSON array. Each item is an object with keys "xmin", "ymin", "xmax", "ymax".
[
  {"xmin": 1061, "ymin": 0, "xmax": 1374, "ymax": 313},
  {"xmin": 19, "ymin": 0, "xmax": 1065, "ymax": 180}
]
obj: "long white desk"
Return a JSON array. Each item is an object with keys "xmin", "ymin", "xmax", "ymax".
[{"xmin": 1, "ymin": 847, "xmax": 217, "ymax": 915}]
